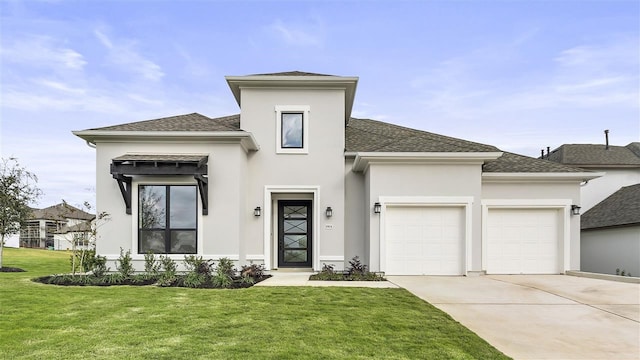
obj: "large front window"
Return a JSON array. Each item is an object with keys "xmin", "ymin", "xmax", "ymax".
[{"xmin": 138, "ymin": 185, "xmax": 197, "ymax": 254}]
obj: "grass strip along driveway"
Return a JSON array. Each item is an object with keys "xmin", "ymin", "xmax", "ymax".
[{"xmin": 0, "ymin": 248, "xmax": 510, "ymax": 359}]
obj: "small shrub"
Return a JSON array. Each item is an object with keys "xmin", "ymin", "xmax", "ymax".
[
  {"xmin": 92, "ymin": 255, "xmax": 108, "ymax": 277},
  {"xmin": 115, "ymin": 248, "xmax": 134, "ymax": 278},
  {"xmin": 212, "ymin": 258, "xmax": 236, "ymax": 288},
  {"xmin": 347, "ymin": 256, "xmax": 367, "ymax": 275},
  {"xmin": 144, "ymin": 251, "xmax": 161, "ymax": 277},
  {"xmin": 240, "ymin": 263, "xmax": 265, "ymax": 279},
  {"xmin": 184, "ymin": 255, "xmax": 213, "ymax": 276},
  {"xmin": 158, "ymin": 256, "xmax": 178, "ymax": 286}
]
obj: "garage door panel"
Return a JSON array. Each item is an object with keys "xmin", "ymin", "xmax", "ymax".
[
  {"xmin": 385, "ymin": 206, "xmax": 464, "ymax": 275},
  {"xmin": 486, "ymin": 208, "xmax": 560, "ymax": 274}
]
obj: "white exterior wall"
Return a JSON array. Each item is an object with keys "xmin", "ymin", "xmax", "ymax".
[
  {"xmin": 344, "ymin": 157, "xmax": 366, "ymax": 265},
  {"xmin": 581, "ymin": 226, "xmax": 640, "ymax": 277},
  {"xmin": 365, "ymin": 163, "xmax": 483, "ymax": 272},
  {"xmin": 580, "ymin": 168, "xmax": 640, "ymax": 211},
  {"xmin": 95, "ymin": 141, "xmax": 247, "ymax": 270},
  {"xmin": 482, "ymin": 181, "xmax": 582, "ymax": 270},
  {"xmin": 240, "ymin": 88, "xmax": 346, "ymax": 270}
]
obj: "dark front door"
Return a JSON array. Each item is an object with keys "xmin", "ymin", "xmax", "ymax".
[{"xmin": 278, "ymin": 200, "xmax": 312, "ymax": 268}]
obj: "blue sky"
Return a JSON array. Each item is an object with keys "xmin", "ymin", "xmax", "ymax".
[{"xmin": 1, "ymin": 0, "xmax": 638, "ymax": 209}]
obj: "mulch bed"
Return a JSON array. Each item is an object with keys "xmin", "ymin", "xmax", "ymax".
[{"xmin": 0, "ymin": 267, "xmax": 26, "ymax": 272}]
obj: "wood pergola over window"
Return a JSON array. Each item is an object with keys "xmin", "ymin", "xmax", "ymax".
[{"xmin": 110, "ymin": 154, "xmax": 209, "ymax": 215}]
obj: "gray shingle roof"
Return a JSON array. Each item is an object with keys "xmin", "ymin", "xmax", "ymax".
[
  {"xmin": 55, "ymin": 221, "xmax": 92, "ymax": 234},
  {"xmin": 483, "ymin": 152, "xmax": 587, "ymax": 173},
  {"xmin": 581, "ymin": 183, "xmax": 640, "ymax": 230},
  {"xmin": 31, "ymin": 203, "xmax": 94, "ymax": 221},
  {"xmin": 546, "ymin": 143, "xmax": 640, "ymax": 166},
  {"xmin": 88, "ymin": 113, "xmax": 240, "ymax": 132},
  {"xmin": 346, "ymin": 118, "xmax": 498, "ymax": 152},
  {"xmin": 85, "ymin": 113, "xmax": 585, "ymax": 174},
  {"xmin": 250, "ymin": 71, "xmax": 333, "ymax": 76}
]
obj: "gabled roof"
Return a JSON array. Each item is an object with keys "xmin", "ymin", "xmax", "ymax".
[
  {"xmin": 31, "ymin": 203, "xmax": 94, "ymax": 222},
  {"xmin": 87, "ymin": 113, "xmax": 240, "ymax": 132},
  {"xmin": 345, "ymin": 118, "xmax": 586, "ymax": 173},
  {"xmin": 582, "ymin": 183, "xmax": 640, "ymax": 230},
  {"xmin": 483, "ymin": 152, "xmax": 588, "ymax": 173},
  {"xmin": 346, "ymin": 118, "xmax": 498, "ymax": 152},
  {"xmin": 55, "ymin": 221, "xmax": 93, "ymax": 234},
  {"xmin": 546, "ymin": 143, "xmax": 640, "ymax": 167}
]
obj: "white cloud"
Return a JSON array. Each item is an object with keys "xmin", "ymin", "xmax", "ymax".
[
  {"xmin": 0, "ymin": 35, "xmax": 86, "ymax": 70},
  {"xmin": 94, "ymin": 29, "xmax": 165, "ymax": 81},
  {"xmin": 269, "ymin": 18, "xmax": 324, "ymax": 47}
]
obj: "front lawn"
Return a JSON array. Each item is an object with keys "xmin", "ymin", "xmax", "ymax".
[{"xmin": 0, "ymin": 248, "xmax": 510, "ymax": 359}]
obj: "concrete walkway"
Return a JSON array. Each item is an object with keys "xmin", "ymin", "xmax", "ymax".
[
  {"xmin": 388, "ymin": 275, "xmax": 640, "ymax": 360},
  {"xmin": 255, "ymin": 271, "xmax": 398, "ymax": 288}
]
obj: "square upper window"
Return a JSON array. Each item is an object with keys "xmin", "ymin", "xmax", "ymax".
[{"xmin": 275, "ymin": 105, "xmax": 310, "ymax": 154}]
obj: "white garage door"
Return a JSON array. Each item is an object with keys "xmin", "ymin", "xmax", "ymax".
[
  {"xmin": 486, "ymin": 209, "xmax": 560, "ymax": 274},
  {"xmin": 385, "ymin": 206, "xmax": 464, "ymax": 275}
]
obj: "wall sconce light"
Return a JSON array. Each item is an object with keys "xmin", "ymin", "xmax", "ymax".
[
  {"xmin": 325, "ymin": 207, "xmax": 333, "ymax": 218},
  {"xmin": 374, "ymin": 202, "xmax": 381, "ymax": 214},
  {"xmin": 571, "ymin": 205, "xmax": 581, "ymax": 216},
  {"xmin": 254, "ymin": 206, "xmax": 261, "ymax": 217}
]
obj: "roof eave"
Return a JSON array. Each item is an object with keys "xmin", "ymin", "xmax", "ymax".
[
  {"xmin": 225, "ymin": 75, "xmax": 359, "ymax": 121},
  {"xmin": 72, "ymin": 130, "xmax": 260, "ymax": 152},
  {"xmin": 352, "ymin": 152, "xmax": 503, "ymax": 172},
  {"xmin": 482, "ymin": 172, "xmax": 605, "ymax": 182}
]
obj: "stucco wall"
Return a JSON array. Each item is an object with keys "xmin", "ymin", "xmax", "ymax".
[
  {"xmin": 581, "ymin": 226, "xmax": 640, "ymax": 277},
  {"xmin": 365, "ymin": 163, "xmax": 483, "ymax": 272},
  {"xmin": 344, "ymin": 157, "xmax": 366, "ymax": 265},
  {"xmin": 580, "ymin": 168, "xmax": 640, "ymax": 211},
  {"xmin": 482, "ymin": 181, "xmax": 582, "ymax": 270},
  {"xmin": 240, "ymin": 88, "xmax": 346, "ymax": 270},
  {"xmin": 95, "ymin": 141, "xmax": 247, "ymax": 270}
]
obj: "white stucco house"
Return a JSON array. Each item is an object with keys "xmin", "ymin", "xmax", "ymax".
[{"xmin": 73, "ymin": 71, "xmax": 600, "ymax": 275}]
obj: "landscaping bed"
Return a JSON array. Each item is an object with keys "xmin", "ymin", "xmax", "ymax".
[
  {"xmin": 31, "ymin": 249, "xmax": 269, "ymax": 289},
  {"xmin": 0, "ymin": 266, "xmax": 26, "ymax": 272},
  {"xmin": 309, "ymin": 256, "xmax": 386, "ymax": 281}
]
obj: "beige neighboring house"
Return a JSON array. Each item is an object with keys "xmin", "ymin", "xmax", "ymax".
[
  {"xmin": 545, "ymin": 142, "xmax": 640, "ymax": 276},
  {"xmin": 19, "ymin": 203, "xmax": 94, "ymax": 250},
  {"xmin": 73, "ymin": 71, "xmax": 600, "ymax": 275}
]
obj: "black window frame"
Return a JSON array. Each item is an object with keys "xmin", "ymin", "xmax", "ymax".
[
  {"xmin": 138, "ymin": 184, "xmax": 198, "ymax": 254},
  {"xmin": 280, "ymin": 112, "xmax": 304, "ymax": 149}
]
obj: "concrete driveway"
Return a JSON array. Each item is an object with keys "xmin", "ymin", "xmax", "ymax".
[{"xmin": 387, "ymin": 275, "xmax": 640, "ymax": 360}]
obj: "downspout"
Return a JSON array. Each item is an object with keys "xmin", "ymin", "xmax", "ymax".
[{"xmin": 85, "ymin": 140, "xmax": 96, "ymax": 149}]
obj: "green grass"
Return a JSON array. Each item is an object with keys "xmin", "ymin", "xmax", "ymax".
[{"xmin": 0, "ymin": 248, "xmax": 510, "ymax": 360}]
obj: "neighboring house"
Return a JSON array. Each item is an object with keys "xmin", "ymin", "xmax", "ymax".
[
  {"xmin": 19, "ymin": 203, "xmax": 94, "ymax": 250},
  {"xmin": 580, "ymin": 184, "xmax": 640, "ymax": 277},
  {"xmin": 53, "ymin": 219, "xmax": 95, "ymax": 251},
  {"xmin": 73, "ymin": 71, "xmax": 599, "ymax": 275},
  {"xmin": 545, "ymin": 141, "xmax": 640, "ymax": 276},
  {"xmin": 545, "ymin": 142, "xmax": 640, "ymax": 211}
]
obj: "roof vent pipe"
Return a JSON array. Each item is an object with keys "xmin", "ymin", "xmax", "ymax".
[
  {"xmin": 541, "ymin": 149, "xmax": 545, "ymax": 158},
  {"xmin": 546, "ymin": 146, "xmax": 550, "ymax": 157},
  {"xmin": 604, "ymin": 129, "xmax": 610, "ymax": 150}
]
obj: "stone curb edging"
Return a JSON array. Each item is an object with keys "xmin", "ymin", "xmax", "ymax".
[{"xmin": 566, "ymin": 270, "xmax": 640, "ymax": 284}]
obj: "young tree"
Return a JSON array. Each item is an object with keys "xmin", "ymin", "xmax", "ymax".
[{"xmin": 0, "ymin": 158, "xmax": 42, "ymax": 269}]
